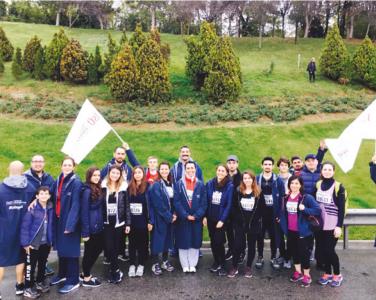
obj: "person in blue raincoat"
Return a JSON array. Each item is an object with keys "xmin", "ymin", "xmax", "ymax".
[
  {"xmin": 49, "ymin": 157, "xmax": 82, "ymax": 294},
  {"xmin": 149, "ymin": 162, "xmax": 176, "ymax": 276},
  {"xmin": 0, "ymin": 161, "xmax": 35, "ymax": 297},
  {"xmin": 174, "ymin": 162, "xmax": 207, "ymax": 273}
]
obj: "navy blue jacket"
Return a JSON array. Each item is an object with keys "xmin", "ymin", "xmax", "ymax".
[
  {"xmin": 279, "ymin": 193, "xmax": 321, "ymax": 238},
  {"xmin": 52, "ymin": 172, "xmax": 82, "ymax": 258},
  {"xmin": 174, "ymin": 178, "xmax": 207, "ymax": 249},
  {"xmin": 149, "ymin": 181, "xmax": 174, "ymax": 254},
  {"xmin": 24, "ymin": 169, "xmax": 54, "ymax": 195},
  {"xmin": 100, "ymin": 149, "xmax": 139, "ymax": 181},
  {"xmin": 80, "ymin": 184, "xmax": 104, "ymax": 238},
  {"xmin": 205, "ymin": 178, "xmax": 233, "ymax": 223},
  {"xmin": 370, "ymin": 162, "xmax": 376, "ymax": 184},
  {"xmin": 20, "ymin": 201, "xmax": 53, "ymax": 248},
  {"xmin": 0, "ymin": 177, "xmax": 34, "ymax": 267},
  {"xmin": 171, "ymin": 159, "xmax": 203, "ymax": 184}
]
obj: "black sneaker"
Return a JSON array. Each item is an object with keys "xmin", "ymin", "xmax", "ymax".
[
  {"xmin": 238, "ymin": 252, "xmax": 245, "ymax": 265},
  {"xmin": 209, "ymin": 263, "xmax": 220, "ymax": 273},
  {"xmin": 35, "ymin": 280, "xmax": 50, "ymax": 293},
  {"xmin": 108, "ymin": 270, "xmax": 123, "ymax": 284},
  {"xmin": 82, "ymin": 277, "xmax": 101, "ymax": 287},
  {"xmin": 15, "ymin": 282, "xmax": 24, "ymax": 295},
  {"xmin": 217, "ymin": 266, "xmax": 227, "ymax": 276},
  {"xmin": 103, "ymin": 257, "xmax": 111, "ymax": 265},
  {"xmin": 271, "ymin": 258, "xmax": 281, "ymax": 270},
  {"xmin": 118, "ymin": 255, "xmax": 129, "ymax": 262},
  {"xmin": 225, "ymin": 251, "xmax": 233, "ymax": 261},
  {"xmin": 255, "ymin": 256, "xmax": 264, "ymax": 269},
  {"xmin": 23, "ymin": 287, "xmax": 40, "ymax": 299}
]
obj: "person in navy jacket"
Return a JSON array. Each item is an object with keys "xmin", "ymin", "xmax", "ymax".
[
  {"xmin": 279, "ymin": 175, "xmax": 321, "ymax": 288},
  {"xmin": 171, "ymin": 145, "xmax": 203, "ymax": 184},
  {"xmin": 149, "ymin": 162, "xmax": 176, "ymax": 275},
  {"xmin": 20, "ymin": 186, "xmax": 53, "ymax": 298},
  {"xmin": 205, "ymin": 164, "xmax": 233, "ymax": 276},
  {"xmin": 255, "ymin": 157, "xmax": 285, "ymax": 270},
  {"xmin": 50, "ymin": 157, "xmax": 82, "ymax": 294},
  {"xmin": 174, "ymin": 162, "xmax": 207, "ymax": 273},
  {"xmin": 80, "ymin": 167, "xmax": 104, "ymax": 287},
  {"xmin": 0, "ymin": 161, "xmax": 34, "ymax": 297}
]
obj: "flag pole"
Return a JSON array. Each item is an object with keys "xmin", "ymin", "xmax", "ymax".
[{"xmin": 111, "ymin": 127, "xmax": 125, "ymax": 144}]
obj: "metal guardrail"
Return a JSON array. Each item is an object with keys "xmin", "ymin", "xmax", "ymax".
[{"xmin": 343, "ymin": 209, "xmax": 376, "ymax": 249}]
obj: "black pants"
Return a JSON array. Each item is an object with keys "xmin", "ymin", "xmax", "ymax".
[
  {"xmin": 287, "ymin": 231, "xmax": 311, "ymax": 270},
  {"xmin": 152, "ymin": 252, "xmax": 168, "ymax": 264},
  {"xmin": 257, "ymin": 215, "xmax": 277, "ymax": 259},
  {"xmin": 278, "ymin": 227, "xmax": 288, "ymax": 260},
  {"xmin": 118, "ymin": 231, "xmax": 127, "ymax": 256},
  {"xmin": 58, "ymin": 257, "xmax": 79, "ymax": 285},
  {"xmin": 309, "ymin": 72, "xmax": 315, "ymax": 82},
  {"xmin": 82, "ymin": 232, "xmax": 104, "ymax": 277},
  {"xmin": 104, "ymin": 224, "xmax": 123, "ymax": 274},
  {"xmin": 316, "ymin": 230, "xmax": 340, "ymax": 275},
  {"xmin": 208, "ymin": 219, "xmax": 226, "ymax": 266},
  {"xmin": 25, "ymin": 244, "xmax": 51, "ymax": 288},
  {"xmin": 232, "ymin": 224, "xmax": 257, "ymax": 268},
  {"xmin": 128, "ymin": 227, "xmax": 149, "ymax": 266}
]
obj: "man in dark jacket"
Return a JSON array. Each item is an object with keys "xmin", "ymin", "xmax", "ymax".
[
  {"xmin": 171, "ymin": 145, "xmax": 203, "ymax": 184},
  {"xmin": 0, "ymin": 161, "xmax": 35, "ymax": 297},
  {"xmin": 307, "ymin": 57, "xmax": 316, "ymax": 82}
]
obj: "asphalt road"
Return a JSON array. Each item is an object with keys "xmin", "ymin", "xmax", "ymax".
[{"xmin": 1, "ymin": 248, "xmax": 375, "ymax": 300}]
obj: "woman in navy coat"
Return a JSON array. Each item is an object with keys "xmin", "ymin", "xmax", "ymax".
[
  {"xmin": 50, "ymin": 157, "xmax": 82, "ymax": 294},
  {"xmin": 149, "ymin": 162, "xmax": 176, "ymax": 275},
  {"xmin": 174, "ymin": 162, "xmax": 207, "ymax": 273}
]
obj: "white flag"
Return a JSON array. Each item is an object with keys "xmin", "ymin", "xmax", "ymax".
[
  {"xmin": 325, "ymin": 137, "xmax": 362, "ymax": 173},
  {"xmin": 61, "ymin": 99, "xmax": 112, "ymax": 164}
]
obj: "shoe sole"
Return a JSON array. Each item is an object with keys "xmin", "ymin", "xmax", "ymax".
[
  {"xmin": 50, "ymin": 278, "xmax": 66, "ymax": 286},
  {"xmin": 225, "ymin": 256, "xmax": 233, "ymax": 261},
  {"xmin": 58, "ymin": 284, "xmax": 80, "ymax": 294},
  {"xmin": 82, "ymin": 283, "xmax": 102, "ymax": 288},
  {"xmin": 290, "ymin": 278, "xmax": 303, "ymax": 282}
]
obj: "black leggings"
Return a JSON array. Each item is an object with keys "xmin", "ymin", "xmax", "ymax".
[
  {"xmin": 208, "ymin": 219, "xmax": 226, "ymax": 266},
  {"xmin": 25, "ymin": 244, "xmax": 51, "ymax": 288},
  {"xmin": 316, "ymin": 230, "xmax": 340, "ymax": 275},
  {"xmin": 232, "ymin": 223, "xmax": 257, "ymax": 268},
  {"xmin": 128, "ymin": 227, "xmax": 149, "ymax": 266},
  {"xmin": 82, "ymin": 232, "xmax": 104, "ymax": 277},
  {"xmin": 287, "ymin": 231, "xmax": 311, "ymax": 270},
  {"xmin": 104, "ymin": 224, "xmax": 123, "ymax": 274},
  {"xmin": 257, "ymin": 216, "xmax": 277, "ymax": 259},
  {"xmin": 225, "ymin": 219, "xmax": 235, "ymax": 254}
]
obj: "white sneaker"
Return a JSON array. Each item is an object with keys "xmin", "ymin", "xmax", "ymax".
[
  {"xmin": 189, "ymin": 266, "xmax": 196, "ymax": 273},
  {"xmin": 283, "ymin": 260, "xmax": 292, "ymax": 269},
  {"xmin": 135, "ymin": 265, "xmax": 144, "ymax": 277},
  {"xmin": 183, "ymin": 267, "xmax": 189, "ymax": 273},
  {"xmin": 128, "ymin": 265, "xmax": 136, "ymax": 277}
]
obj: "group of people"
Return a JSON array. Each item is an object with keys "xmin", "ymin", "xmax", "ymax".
[{"xmin": 0, "ymin": 141, "xmax": 351, "ymax": 299}]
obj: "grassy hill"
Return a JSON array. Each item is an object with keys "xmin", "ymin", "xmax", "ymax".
[{"xmin": 0, "ymin": 116, "xmax": 374, "ymax": 239}]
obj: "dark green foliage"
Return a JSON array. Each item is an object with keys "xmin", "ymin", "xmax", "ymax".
[
  {"xmin": 0, "ymin": 26, "xmax": 14, "ymax": 61},
  {"xmin": 120, "ymin": 29, "xmax": 128, "ymax": 45},
  {"xmin": 351, "ymin": 37, "xmax": 376, "ymax": 87},
  {"xmin": 11, "ymin": 47, "xmax": 22, "ymax": 79},
  {"xmin": 22, "ymin": 35, "xmax": 42, "ymax": 72},
  {"xmin": 44, "ymin": 29, "xmax": 69, "ymax": 80},
  {"xmin": 136, "ymin": 38, "xmax": 171, "ymax": 104},
  {"xmin": 32, "ymin": 46, "xmax": 45, "ymax": 80},
  {"xmin": 104, "ymin": 44, "xmax": 137, "ymax": 101},
  {"xmin": 319, "ymin": 25, "xmax": 349, "ymax": 81},
  {"xmin": 87, "ymin": 53, "xmax": 98, "ymax": 85},
  {"xmin": 100, "ymin": 33, "xmax": 118, "ymax": 76},
  {"xmin": 0, "ymin": 54, "xmax": 4, "ymax": 74},
  {"xmin": 60, "ymin": 39, "xmax": 88, "ymax": 83},
  {"xmin": 150, "ymin": 28, "xmax": 170, "ymax": 62},
  {"xmin": 129, "ymin": 23, "xmax": 147, "ymax": 56},
  {"xmin": 94, "ymin": 45, "xmax": 103, "ymax": 80}
]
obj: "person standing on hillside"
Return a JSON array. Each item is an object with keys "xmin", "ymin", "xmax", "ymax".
[{"xmin": 307, "ymin": 57, "xmax": 316, "ymax": 83}]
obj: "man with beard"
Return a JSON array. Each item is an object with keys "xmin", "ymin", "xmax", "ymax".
[{"xmin": 171, "ymin": 146, "xmax": 203, "ymax": 184}]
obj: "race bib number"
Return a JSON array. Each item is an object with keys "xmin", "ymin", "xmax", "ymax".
[
  {"xmin": 212, "ymin": 191, "xmax": 222, "ymax": 205},
  {"xmin": 130, "ymin": 203, "xmax": 143, "ymax": 215},
  {"xmin": 107, "ymin": 203, "xmax": 117, "ymax": 216},
  {"xmin": 316, "ymin": 191, "xmax": 332, "ymax": 204},
  {"xmin": 166, "ymin": 186, "xmax": 174, "ymax": 198},
  {"xmin": 264, "ymin": 194, "xmax": 273, "ymax": 206},
  {"xmin": 286, "ymin": 201, "xmax": 298, "ymax": 213},
  {"xmin": 240, "ymin": 197, "xmax": 255, "ymax": 211},
  {"xmin": 186, "ymin": 190, "xmax": 193, "ymax": 201}
]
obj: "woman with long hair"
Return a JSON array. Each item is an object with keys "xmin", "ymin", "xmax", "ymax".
[{"xmin": 228, "ymin": 170, "xmax": 261, "ymax": 278}]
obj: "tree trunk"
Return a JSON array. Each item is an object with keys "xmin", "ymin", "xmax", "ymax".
[
  {"xmin": 295, "ymin": 20, "xmax": 298, "ymax": 44},
  {"xmin": 180, "ymin": 21, "xmax": 184, "ymax": 35},
  {"xmin": 304, "ymin": 14, "xmax": 310, "ymax": 38},
  {"xmin": 324, "ymin": 7, "xmax": 330, "ymax": 36},
  {"xmin": 98, "ymin": 15, "xmax": 104, "ymax": 30},
  {"xmin": 272, "ymin": 17, "xmax": 275, "ymax": 37},
  {"xmin": 365, "ymin": 22, "xmax": 370, "ymax": 37},
  {"xmin": 56, "ymin": 10, "xmax": 61, "ymax": 26},
  {"xmin": 348, "ymin": 15, "xmax": 354, "ymax": 39},
  {"xmin": 259, "ymin": 23, "xmax": 262, "ymax": 49},
  {"xmin": 150, "ymin": 5, "xmax": 156, "ymax": 30},
  {"xmin": 228, "ymin": 15, "xmax": 232, "ymax": 36},
  {"xmin": 281, "ymin": 14, "xmax": 285, "ymax": 38}
]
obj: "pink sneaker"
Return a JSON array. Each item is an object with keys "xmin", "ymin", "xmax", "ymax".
[
  {"xmin": 301, "ymin": 275, "xmax": 312, "ymax": 287},
  {"xmin": 289, "ymin": 271, "xmax": 303, "ymax": 282}
]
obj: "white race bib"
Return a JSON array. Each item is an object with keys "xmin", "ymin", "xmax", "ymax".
[
  {"xmin": 186, "ymin": 190, "xmax": 193, "ymax": 201},
  {"xmin": 107, "ymin": 203, "xmax": 117, "ymax": 216},
  {"xmin": 166, "ymin": 186, "xmax": 174, "ymax": 198},
  {"xmin": 264, "ymin": 194, "xmax": 273, "ymax": 206},
  {"xmin": 130, "ymin": 203, "xmax": 143, "ymax": 215},
  {"xmin": 212, "ymin": 191, "xmax": 222, "ymax": 205},
  {"xmin": 240, "ymin": 197, "xmax": 255, "ymax": 211},
  {"xmin": 286, "ymin": 201, "xmax": 298, "ymax": 213},
  {"xmin": 316, "ymin": 191, "xmax": 332, "ymax": 204}
]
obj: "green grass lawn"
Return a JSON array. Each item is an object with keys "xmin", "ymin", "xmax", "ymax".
[
  {"xmin": 0, "ymin": 116, "xmax": 374, "ymax": 239},
  {"xmin": 0, "ymin": 21, "xmax": 374, "ymax": 104}
]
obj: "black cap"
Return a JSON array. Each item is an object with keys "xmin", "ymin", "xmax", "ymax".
[{"xmin": 305, "ymin": 154, "xmax": 316, "ymax": 161}]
